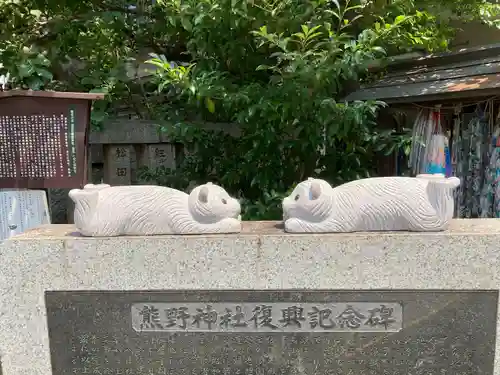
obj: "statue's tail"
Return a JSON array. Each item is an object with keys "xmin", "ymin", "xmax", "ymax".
[
  {"xmin": 69, "ymin": 184, "xmax": 110, "ymax": 231},
  {"xmin": 417, "ymin": 174, "xmax": 460, "ymax": 223}
]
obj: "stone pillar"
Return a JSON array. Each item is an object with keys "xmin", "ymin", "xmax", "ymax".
[{"xmin": 103, "ymin": 145, "xmax": 133, "ymax": 185}]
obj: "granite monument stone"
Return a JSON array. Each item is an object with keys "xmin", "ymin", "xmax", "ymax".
[{"xmin": 46, "ymin": 290, "xmax": 497, "ymax": 375}]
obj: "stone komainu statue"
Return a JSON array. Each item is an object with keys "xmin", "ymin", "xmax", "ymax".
[
  {"xmin": 69, "ymin": 183, "xmax": 242, "ymax": 236},
  {"xmin": 282, "ymin": 174, "xmax": 460, "ymax": 233}
]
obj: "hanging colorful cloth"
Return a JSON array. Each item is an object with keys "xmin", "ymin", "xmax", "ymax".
[
  {"xmin": 425, "ymin": 107, "xmax": 447, "ymax": 175},
  {"xmin": 481, "ymin": 132, "xmax": 497, "ymax": 218},
  {"xmin": 493, "ymin": 135, "xmax": 500, "ymax": 218},
  {"xmin": 480, "ymin": 141, "xmax": 495, "ymax": 218},
  {"xmin": 481, "ymin": 104, "xmax": 500, "ymax": 218},
  {"xmin": 444, "ymin": 139, "xmax": 452, "ymax": 177},
  {"xmin": 472, "ymin": 109, "xmax": 486, "ymax": 217},
  {"xmin": 426, "ymin": 134, "xmax": 447, "ymax": 174},
  {"xmin": 466, "ymin": 105, "xmax": 489, "ymax": 217},
  {"xmin": 456, "ymin": 113, "xmax": 472, "ymax": 218},
  {"xmin": 454, "ymin": 106, "xmax": 487, "ymax": 218},
  {"xmin": 408, "ymin": 109, "xmax": 429, "ymax": 176},
  {"xmin": 451, "ymin": 104, "xmax": 463, "ymax": 218},
  {"xmin": 479, "ymin": 101, "xmax": 495, "ymax": 217}
]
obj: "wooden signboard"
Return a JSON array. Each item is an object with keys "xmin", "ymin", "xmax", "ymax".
[{"xmin": 0, "ymin": 90, "xmax": 104, "ymax": 189}]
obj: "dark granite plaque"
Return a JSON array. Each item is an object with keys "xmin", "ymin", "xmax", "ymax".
[{"xmin": 45, "ymin": 290, "xmax": 497, "ymax": 375}]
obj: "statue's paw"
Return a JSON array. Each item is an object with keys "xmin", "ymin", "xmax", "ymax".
[
  {"xmin": 68, "ymin": 188, "xmax": 88, "ymax": 202},
  {"xmin": 219, "ymin": 218, "xmax": 241, "ymax": 233},
  {"xmin": 69, "ymin": 188, "xmax": 96, "ymax": 200},
  {"xmin": 68, "ymin": 188, "xmax": 82, "ymax": 199},
  {"xmin": 79, "ymin": 227, "xmax": 121, "ymax": 237},
  {"xmin": 416, "ymin": 173, "xmax": 445, "ymax": 180},
  {"xmin": 83, "ymin": 183, "xmax": 110, "ymax": 191},
  {"xmin": 284, "ymin": 218, "xmax": 306, "ymax": 233}
]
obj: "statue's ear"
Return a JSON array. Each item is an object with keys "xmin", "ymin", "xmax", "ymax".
[
  {"xmin": 309, "ymin": 182, "xmax": 322, "ymax": 200},
  {"xmin": 198, "ymin": 186, "xmax": 209, "ymax": 203}
]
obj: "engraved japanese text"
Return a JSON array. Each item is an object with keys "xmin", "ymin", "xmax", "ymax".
[{"xmin": 131, "ymin": 302, "xmax": 402, "ymax": 333}]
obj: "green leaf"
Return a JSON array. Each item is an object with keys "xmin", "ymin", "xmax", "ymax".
[
  {"xmin": 395, "ymin": 15, "xmax": 407, "ymax": 24},
  {"xmin": 345, "ymin": 4, "xmax": 364, "ymax": 11},
  {"xmin": 18, "ymin": 64, "xmax": 34, "ymax": 78},
  {"xmin": 255, "ymin": 25, "xmax": 268, "ymax": 36},
  {"xmin": 327, "ymin": 10, "xmax": 341, "ymax": 20},
  {"xmin": 194, "ymin": 13, "xmax": 205, "ymax": 25},
  {"xmin": 35, "ymin": 67, "xmax": 53, "ymax": 80},
  {"xmin": 350, "ymin": 14, "xmax": 363, "ymax": 25},
  {"xmin": 33, "ymin": 54, "xmax": 51, "ymax": 67},
  {"xmin": 27, "ymin": 77, "xmax": 43, "ymax": 90},
  {"xmin": 181, "ymin": 17, "xmax": 192, "ymax": 31},
  {"xmin": 145, "ymin": 59, "xmax": 166, "ymax": 69},
  {"xmin": 371, "ymin": 46, "xmax": 386, "ymax": 55},
  {"xmin": 205, "ymin": 97, "xmax": 215, "ymax": 113},
  {"xmin": 158, "ymin": 81, "xmax": 167, "ymax": 93}
]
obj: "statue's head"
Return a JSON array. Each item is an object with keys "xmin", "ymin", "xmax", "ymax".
[
  {"xmin": 282, "ymin": 178, "xmax": 333, "ymax": 222},
  {"xmin": 188, "ymin": 182, "xmax": 241, "ymax": 223}
]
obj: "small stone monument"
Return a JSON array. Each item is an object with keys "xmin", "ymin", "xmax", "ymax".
[
  {"xmin": 0, "ymin": 189, "xmax": 50, "ymax": 241},
  {"xmin": 283, "ymin": 174, "xmax": 460, "ymax": 233},
  {"xmin": 69, "ymin": 182, "xmax": 242, "ymax": 236}
]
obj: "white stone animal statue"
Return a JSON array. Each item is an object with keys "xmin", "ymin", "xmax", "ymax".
[
  {"xmin": 69, "ymin": 183, "xmax": 242, "ymax": 236},
  {"xmin": 282, "ymin": 174, "xmax": 460, "ymax": 233}
]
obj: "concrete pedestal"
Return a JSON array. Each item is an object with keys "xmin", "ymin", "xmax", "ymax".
[{"xmin": 1, "ymin": 220, "xmax": 500, "ymax": 375}]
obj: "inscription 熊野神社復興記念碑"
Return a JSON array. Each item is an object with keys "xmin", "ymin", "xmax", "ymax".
[
  {"xmin": 130, "ymin": 302, "xmax": 402, "ymax": 333},
  {"xmin": 45, "ymin": 290, "xmax": 497, "ymax": 375}
]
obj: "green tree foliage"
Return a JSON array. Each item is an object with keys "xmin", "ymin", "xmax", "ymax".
[{"xmin": 1, "ymin": 0, "xmax": 499, "ymax": 219}]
